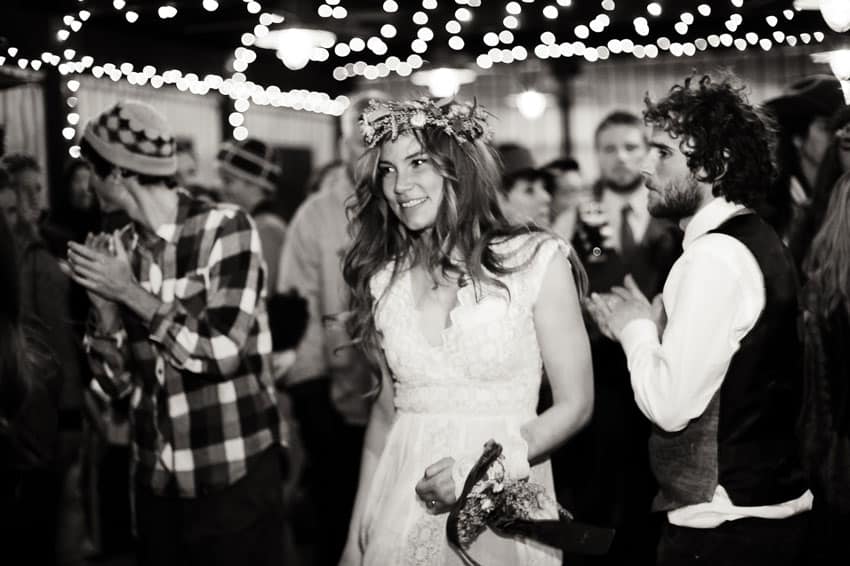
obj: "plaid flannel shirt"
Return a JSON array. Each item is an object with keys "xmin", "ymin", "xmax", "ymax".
[{"xmin": 84, "ymin": 191, "xmax": 284, "ymax": 498}]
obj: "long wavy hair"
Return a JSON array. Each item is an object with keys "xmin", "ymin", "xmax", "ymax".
[
  {"xmin": 804, "ymin": 171, "xmax": 850, "ymax": 318},
  {"xmin": 343, "ymin": 124, "xmax": 587, "ymax": 393}
]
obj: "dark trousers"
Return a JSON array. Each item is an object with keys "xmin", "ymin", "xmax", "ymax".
[
  {"xmin": 135, "ymin": 446, "xmax": 285, "ymax": 566},
  {"xmin": 656, "ymin": 512, "xmax": 810, "ymax": 566},
  {"xmin": 804, "ymin": 497, "xmax": 850, "ymax": 565},
  {"xmin": 289, "ymin": 377, "xmax": 365, "ymax": 566}
]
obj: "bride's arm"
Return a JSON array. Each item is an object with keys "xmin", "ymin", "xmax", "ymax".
[
  {"xmin": 523, "ymin": 251, "xmax": 594, "ymax": 464},
  {"xmin": 339, "ymin": 355, "xmax": 395, "ymax": 566}
]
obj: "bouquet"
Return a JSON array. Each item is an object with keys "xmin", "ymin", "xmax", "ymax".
[{"xmin": 446, "ymin": 440, "xmax": 615, "ymax": 565}]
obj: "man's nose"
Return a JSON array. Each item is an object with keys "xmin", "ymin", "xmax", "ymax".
[{"xmin": 640, "ymin": 151, "xmax": 657, "ymax": 176}]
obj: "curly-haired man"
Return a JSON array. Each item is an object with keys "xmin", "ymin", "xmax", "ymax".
[{"xmin": 587, "ymin": 74, "xmax": 812, "ymax": 565}]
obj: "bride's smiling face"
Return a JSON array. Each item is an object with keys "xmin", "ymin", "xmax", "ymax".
[{"xmin": 378, "ymin": 133, "xmax": 446, "ymax": 232}]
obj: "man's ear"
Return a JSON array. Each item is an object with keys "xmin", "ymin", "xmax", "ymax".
[
  {"xmin": 717, "ymin": 149, "xmax": 731, "ymax": 181},
  {"xmin": 697, "ymin": 149, "xmax": 730, "ymax": 182}
]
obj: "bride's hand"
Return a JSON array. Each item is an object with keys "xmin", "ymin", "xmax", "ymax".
[{"xmin": 414, "ymin": 457, "xmax": 457, "ymax": 514}]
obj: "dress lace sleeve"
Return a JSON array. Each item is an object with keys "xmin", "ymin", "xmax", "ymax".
[{"xmin": 521, "ymin": 234, "xmax": 574, "ymax": 309}]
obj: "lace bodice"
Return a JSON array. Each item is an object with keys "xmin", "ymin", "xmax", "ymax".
[{"xmin": 369, "ymin": 233, "xmax": 570, "ymax": 415}]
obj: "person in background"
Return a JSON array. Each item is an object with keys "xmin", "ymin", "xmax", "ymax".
[
  {"xmin": 496, "ymin": 142, "xmax": 553, "ymax": 227},
  {"xmin": 175, "ymin": 139, "xmax": 199, "ymax": 187},
  {"xmin": 798, "ymin": 170, "xmax": 850, "ymax": 564},
  {"xmin": 761, "ymin": 75, "xmax": 844, "ymax": 265},
  {"xmin": 588, "ymin": 73, "xmax": 812, "ymax": 566},
  {"xmin": 276, "ymin": 90, "xmax": 385, "ymax": 566},
  {"xmin": 305, "ymin": 159, "xmax": 344, "ymax": 196},
  {"xmin": 218, "ymin": 137, "xmax": 286, "ymax": 292},
  {"xmin": 560, "ymin": 111, "xmax": 681, "ymax": 566},
  {"xmin": 0, "ymin": 169, "xmax": 20, "ymax": 229},
  {"xmin": 2, "ymin": 153, "xmax": 44, "ymax": 227},
  {"xmin": 67, "ymin": 100, "xmax": 286, "ymax": 566},
  {"xmin": 0, "ymin": 207, "xmax": 63, "ymax": 566},
  {"xmin": 265, "ymin": 290, "xmax": 310, "ymax": 566},
  {"xmin": 2, "ymin": 154, "xmax": 83, "ymax": 448},
  {"xmin": 176, "ymin": 139, "xmax": 219, "ymax": 204},
  {"xmin": 797, "ymin": 106, "xmax": 850, "ymax": 267},
  {"xmin": 42, "ymin": 159, "xmax": 100, "ymax": 256},
  {"xmin": 543, "ymin": 157, "xmax": 587, "ymax": 241},
  {"xmin": 37, "ymin": 159, "xmax": 106, "ymax": 565},
  {"xmin": 1, "ymin": 156, "xmax": 84, "ymax": 566}
]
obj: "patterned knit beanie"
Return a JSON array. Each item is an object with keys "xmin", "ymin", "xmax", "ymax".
[
  {"xmin": 82, "ymin": 100, "xmax": 177, "ymax": 176},
  {"xmin": 217, "ymin": 138, "xmax": 281, "ymax": 193}
]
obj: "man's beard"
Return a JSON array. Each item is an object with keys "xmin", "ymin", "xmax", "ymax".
[
  {"xmin": 647, "ymin": 177, "xmax": 702, "ymax": 221},
  {"xmin": 603, "ymin": 173, "xmax": 644, "ymax": 194}
]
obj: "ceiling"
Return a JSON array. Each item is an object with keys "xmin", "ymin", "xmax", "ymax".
[{"xmin": 0, "ymin": 0, "xmax": 836, "ymax": 97}]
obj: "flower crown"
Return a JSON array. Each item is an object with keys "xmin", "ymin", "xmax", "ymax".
[{"xmin": 359, "ymin": 96, "xmax": 493, "ymax": 147}]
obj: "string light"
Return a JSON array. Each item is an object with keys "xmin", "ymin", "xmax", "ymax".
[
  {"xmin": 381, "ymin": 24, "xmax": 397, "ymax": 38},
  {"xmin": 6, "ymin": 0, "xmax": 829, "ymax": 120},
  {"xmin": 471, "ymin": 1, "xmax": 825, "ymax": 71}
]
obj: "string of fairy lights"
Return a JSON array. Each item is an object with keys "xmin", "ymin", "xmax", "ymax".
[
  {"xmin": 0, "ymin": 0, "xmax": 832, "ymax": 156},
  {"xmin": 7, "ymin": 0, "xmax": 353, "ymax": 156},
  {"xmin": 474, "ymin": 0, "xmax": 824, "ymax": 68}
]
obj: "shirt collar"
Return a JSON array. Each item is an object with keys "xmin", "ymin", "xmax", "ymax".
[
  {"xmin": 601, "ymin": 184, "xmax": 650, "ymax": 220},
  {"xmin": 681, "ymin": 197, "xmax": 748, "ymax": 249}
]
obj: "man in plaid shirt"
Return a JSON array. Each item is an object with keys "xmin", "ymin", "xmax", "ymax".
[{"xmin": 63, "ymin": 101, "xmax": 286, "ymax": 566}]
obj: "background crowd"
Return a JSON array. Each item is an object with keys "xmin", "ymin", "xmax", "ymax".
[{"xmin": 0, "ymin": 67, "xmax": 849, "ymax": 566}]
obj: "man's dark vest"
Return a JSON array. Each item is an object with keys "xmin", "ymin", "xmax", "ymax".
[{"xmin": 649, "ymin": 212, "xmax": 808, "ymax": 511}]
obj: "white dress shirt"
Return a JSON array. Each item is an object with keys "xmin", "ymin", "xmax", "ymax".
[{"xmin": 619, "ymin": 197, "xmax": 813, "ymax": 528}]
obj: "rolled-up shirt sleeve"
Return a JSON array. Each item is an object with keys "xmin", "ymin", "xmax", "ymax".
[
  {"xmin": 618, "ymin": 237, "xmax": 762, "ymax": 432},
  {"xmin": 148, "ymin": 211, "xmax": 266, "ymax": 379}
]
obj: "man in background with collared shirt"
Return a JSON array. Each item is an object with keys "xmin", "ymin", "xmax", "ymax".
[
  {"xmin": 276, "ymin": 90, "xmax": 386, "ymax": 566},
  {"xmin": 588, "ymin": 74, "xmax": 812, "ymax": 566},
  {"xmin": 64, "ymin": 100, "xmax": 286, "ymax": 566},
  {"xmin": 558, "ymin": 111, "xmax": 681, "ymax": 566}
]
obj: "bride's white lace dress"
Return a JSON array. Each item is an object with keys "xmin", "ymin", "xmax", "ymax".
[{"xmin": 358, "ymin": 233, "xmax": 566, "ymax": 566}]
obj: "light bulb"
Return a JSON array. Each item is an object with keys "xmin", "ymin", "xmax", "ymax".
[
  {"xmin": 819, "ymin": 1, "xmax": 850, "ymax": 32},
  {"xmin": 516, "ymin": 90, "xmax": 547, "ymax": 119}
]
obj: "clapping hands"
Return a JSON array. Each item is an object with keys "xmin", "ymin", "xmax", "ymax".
[
  {"xmin": 61, "ymin": 231, "xmax": 136, "ymax": 305},
  {"xmin": 584, "ymin": 275, "xmax": 665, "ymax": 341}
]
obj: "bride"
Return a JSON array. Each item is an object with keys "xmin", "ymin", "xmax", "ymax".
[{"xmin": 339, "ymin": 96, "xmax": 593, "ymax": 565}]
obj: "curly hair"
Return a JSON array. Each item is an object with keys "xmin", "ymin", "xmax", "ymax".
[
  {"xmin": 342, "ymin": 123, "xmax": 586, "ymax": 394},
  {"xmin": 643, "ymin": 73, "xmax": 778, "ymax": 208}
]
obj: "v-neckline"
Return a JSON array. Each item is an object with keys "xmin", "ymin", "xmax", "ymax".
[{"xmin": 406, "ymin": 268, "xmax": 464, "ymax": 349}]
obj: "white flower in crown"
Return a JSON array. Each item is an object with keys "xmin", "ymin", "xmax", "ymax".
[{"xmin": 409, "ymin": 111, "xmax": 427, "ymax": 128}]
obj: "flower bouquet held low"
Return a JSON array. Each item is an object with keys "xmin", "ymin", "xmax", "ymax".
[{"xmin": 446, "ymin": 440, "xmax": 615, "ymax": 565}]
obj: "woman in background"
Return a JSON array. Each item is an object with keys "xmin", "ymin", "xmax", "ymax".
[{"xmin": 799, "ymin": 170, "xmax": 850, "ymax": 563}]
